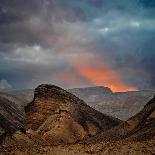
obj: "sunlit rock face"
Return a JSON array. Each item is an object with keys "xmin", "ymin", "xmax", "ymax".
[{"xmin": 25, "ymin": 84, "xmax": 121, "ymax": 144}]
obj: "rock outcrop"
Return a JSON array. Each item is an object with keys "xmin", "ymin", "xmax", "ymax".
[{"xmin": 25, "ymin": 84, "xmax": 122, "ymax": 144}]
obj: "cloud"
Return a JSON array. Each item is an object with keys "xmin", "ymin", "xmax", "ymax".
[
  {"xmin": 2, "ymin": 45, "xmax": 66, "ymax": 65},
  {"xmin": 0, "ymin": 0, "xmax": 155, "ymax": 91}
]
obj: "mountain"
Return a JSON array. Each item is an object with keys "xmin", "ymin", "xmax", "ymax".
[
  {"xmin": 0, "ymin": 91, "xmax": 32, "ymax": 108},
  {"xmin": 69, "ymin": 86, "xmax": 113, "ymax": 106},
  {"xmin": 83, "ymin": 95, "xmax": 155, "ymax": 142},
  {"xmin": 9, "ymin": 89, "xmax": 34, "ymax": 105},
  {"xmin": 0, "ymin": 92, "xmax": 26, "ymax": 111},
  {"xmin": 0, "ymin": 84, "xmax": 155, "ymax": 155},
  {"xmin": 7, "ymin": 87, "xmax": 155, "ymax": 120},
  {"xmin": 25, "ymin": 84, "xmax": 121, "ymax": 144},
  {"xmin": 0, "ymin": 96, "xmax": 26, "ymax": 143},
  {"xmin": 8, "ymin": 86, "xmax": 112, "ymax": 107},
  {"xmin": 70, "ymin": 88, "xmax": 155, "ymax": 120}
]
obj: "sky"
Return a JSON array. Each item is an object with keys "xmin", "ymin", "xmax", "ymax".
[{"xmin": 0, "ymin": 0, "xmax": 155, "ymax": 92}]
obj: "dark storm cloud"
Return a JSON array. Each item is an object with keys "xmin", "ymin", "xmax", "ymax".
[
  {"xmin": 0, "ymin": 0, "xmax": 88, "ymax": 51},
  {"xmin": 0, "ymin": 0, "xmax": 155, "ymax": 91},
  {"xmin": 93, "ymin": 26, "xmax": 155, "ymax": 89},
  {"xmin": 139, "ymin": 0, "xmax": 155, "ymax": 8},
  {"xmin": 0, "ymin": 58, "xmax": 92, "ymax": 90}
]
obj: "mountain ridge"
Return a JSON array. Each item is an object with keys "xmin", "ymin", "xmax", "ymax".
[
  {"xmin": 2, "ymin": 86, "xmax": 155, "ymax": 120},
  {"xmin": 25, "ymin": 84, "xmax": 121, "ymax": 144},
  {"xmin": 0, "ymin": 84, "xmax": 155, "ymax": 154}
]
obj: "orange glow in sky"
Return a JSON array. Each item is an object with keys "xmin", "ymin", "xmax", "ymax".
[
  {"xmin": 77, "ymin": 66, "xmax": 137, "ymax": 92},
  {"xmin": 70, "ymin": 55, "xmax": 138, "ymax": 92}
]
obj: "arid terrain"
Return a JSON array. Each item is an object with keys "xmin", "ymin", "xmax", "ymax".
[
  {"xmin": 1, "ymin": 0, "xmax": 155, "ymax": 154},
  {"xmin": 0, "ymin": 84, "xmax": 155, "ymax": 155},
  {"xmin": 8, "ymin": 87, "xmax": 155, "ymax": 120},
  {"xmin": 70, "ymin": 87, "xmax": 155, "ymax": 120}
]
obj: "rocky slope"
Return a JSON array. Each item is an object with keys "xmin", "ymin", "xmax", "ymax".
[
  {"xmin": 70, "ymin": 88, "xmax": 155, "ymax": 120},
  {"xmin": 10, "ymin": 89, "xmax": 34, "ymax": 105},
  {"xmin": 8, "ymin": 87, "xmax": 155, "ymax": 120},
  {"xmin": 0, "ymin": 92, "xmax": 26, "ymax": 110},
  {"xmin": 25, "ymin": 84, "xmax": 121, "ymax": 144},
  {"xmin": 0, "ymin": 96, "xmax": 26, "ymax": 144},
  {"xmin": 69, "ymin": 86, "xmax": 113, "ymax": 106},
  {"xmin": 94, "ymin": 91, "xmax": 155, "ymax": 120},
  {"xmin": 0, "ymin": 84, "xmax": 155, "ymax": 155},
  {"xmin": 83, "ymin": 95, "xmax": 155, "ymax": 142}
]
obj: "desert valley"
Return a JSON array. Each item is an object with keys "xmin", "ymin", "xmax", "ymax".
[{"xmin": 0, "ymin": 84, "xmax": 155, "ymax": 155}]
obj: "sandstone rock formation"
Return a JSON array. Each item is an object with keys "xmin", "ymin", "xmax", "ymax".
[{"xmin": 25, "ymin": 84, "xmax": 122, "ymax": 144}]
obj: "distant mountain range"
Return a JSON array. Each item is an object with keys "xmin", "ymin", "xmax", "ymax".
[
  {"xmin": 83, "ymin": 94, "xmax": 155, "ymax": 142},
  {"xmin": 69, "ymin": 88, "xmax": 155, "ymax": 120}
]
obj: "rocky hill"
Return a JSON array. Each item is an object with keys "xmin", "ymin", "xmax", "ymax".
[
  {"xmin": 0, "ymin": 91, "xmax": 31, "ymax": 108},
  {"xmin": 70, "ymin": 88, "xmax": 155, "ymax": 120},
  {"xmin": 7, "ymin": 87, "xmax": 155, "ymax": 120},
  {"xmin": 69, "ymin": 86, "xmax": 113, "ymax": 106},
  {"xmin": 0, "ymin": 84, "xmax": 155, "ymax": 155},
  {"xmin": 95, "ymin": 91, "xmax": 154, "ymax": 120},
  {"xmin": 8, "ymin": 86, "xmax": 113, "ymax": 107},
  {"xmin": 83, "ymin": 95, "xmax": 155, "ymax": 142},
  {"xmin": 8, "ymin": 90, "xmax": 34, "ymax": 105},
  {"xmin": 25, "ymin": 84, "xmax": 121, "ymax": 144},
  {"xmin": 0, "ymin": 92, "xmax": 25, "ymax": 110},
  {"xmin": 0, "ymin": 96, "xmax": 26, "ymax": 144}
]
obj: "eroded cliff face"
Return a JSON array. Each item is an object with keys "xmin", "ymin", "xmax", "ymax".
[{"xmin": 25, "ymin": 84, "xmax": 122, "ymax": 144}]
